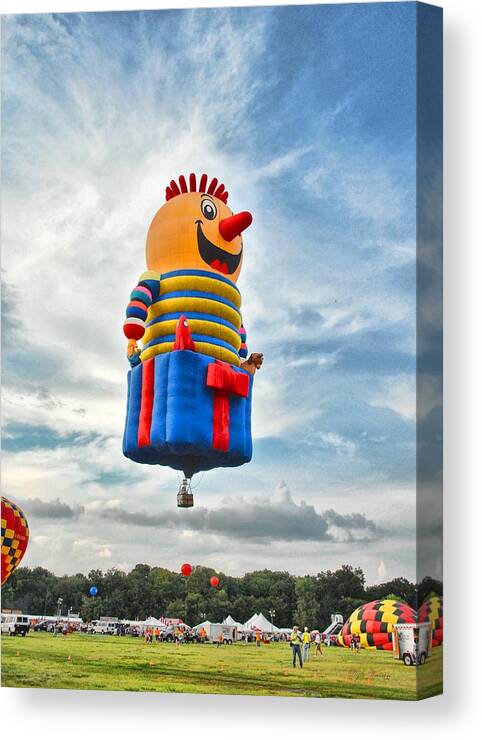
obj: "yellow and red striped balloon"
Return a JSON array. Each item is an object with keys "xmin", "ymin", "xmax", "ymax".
[
  {"xmin": 1, "ymin": 496, "xmax": 29, "ymax": 585},
  {"xmin": 338, "ymin": 599, "xmax": 416, "ymax": 650}
]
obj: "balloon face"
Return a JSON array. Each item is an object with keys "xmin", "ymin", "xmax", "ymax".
[
  {"xmin": 1, "ymin": 496, "xmax": 29, "ymax": 585},
  {"xmin": 146, "ymin": 192, "xmax": 251, "ymax": 284},
  {"xmin": 180, "ymin": 562, "xmax": 192, "ymax": 577},
  {"xmin": 90, "ymin": 586, "xmax": 98, "ymax": 597},
  {"xmin": 338, "ymin": 599, "xmax": 416, "ymax": 650},
  {"xmin": 210, "ymin": 576, "xmax": 219, "ymax": 588}
]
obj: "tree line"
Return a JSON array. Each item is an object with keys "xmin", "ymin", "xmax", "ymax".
[{"xmin": 1, "ymin": 563, "xmax": 442, "ymax": 628}]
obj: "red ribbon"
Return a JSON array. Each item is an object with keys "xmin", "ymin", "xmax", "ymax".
[{"xmin": 206, "ymin": 360, "xmax": 249, "ymax": 451}]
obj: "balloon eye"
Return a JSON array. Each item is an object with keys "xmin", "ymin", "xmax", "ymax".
[{"xmin": 201, "ymin": 198, "xmax": 217, "ymax": 220}]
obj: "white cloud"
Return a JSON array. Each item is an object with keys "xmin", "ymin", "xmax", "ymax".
[
  {"xmin": 370, "ymin": 374, "xmax": 416, "ymax": 421},
  {"xmin": 318, "ymin": 432, "xmax": 356, "ymax": 458}
]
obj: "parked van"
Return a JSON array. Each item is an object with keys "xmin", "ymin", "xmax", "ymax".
[
  {"xmin": 1, "ymin": 613, "xmax": 30, "ymax": 636},
  {"xmin": 91, "ymin": 620, "xmax": 118, "ymax": 635}
]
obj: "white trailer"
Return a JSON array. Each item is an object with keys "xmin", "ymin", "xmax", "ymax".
[
  {"xmin": 393, "ymin": 622, "xmax": 432, "ymax": 665},
  {"xmin": 197, "ymin": 622, "xmax": 236, "ymax": 643}
]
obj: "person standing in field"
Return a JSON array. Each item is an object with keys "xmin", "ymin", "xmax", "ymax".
[
  {"xmin": 255, "ymin": 629, "xmax": 262, "ymax": 647},
  {"xmin": 290, "ymin": 626, "xmax": 303, "ymax": 668},
  {"xmin": 314, "ymin": 631, "xmax": 323, "ymax": 656},
  {"xmin": 302, "ymin": 627, "xmax": 311, "ymax": 663}
]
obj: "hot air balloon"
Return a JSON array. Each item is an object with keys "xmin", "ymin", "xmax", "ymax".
[
  {"xmin": 419, "ymin": 595, "xmax": 443, "ymax": 646},
  {"xmin": 180, "ymin": 563, "xmax": 192, "ymax": 577},
  {"xmin": 1, "ymin": 496, "xmax": 29, "ymax": 586},
  {"xmin": 210, "ymin": 576, "xmax": 219, "ymax": 588},
  {"xmin": 122, "ymin": 174, "xmax": 263, "ymax": 507},
  {"xmin": 337, "ymin": 599, "xmax": 416, "ymax": 650},
  {"xmin": 89, "ymin": 586, "xmax": 98, "ymax": 597}
]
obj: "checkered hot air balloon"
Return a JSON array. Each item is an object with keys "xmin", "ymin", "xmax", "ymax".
[
  {"xmin": 337, "ymin": 599, "xmax": 416, "ymax": 651},
  {"xmin": 1, "ymin": 496, "xmax": 29, "ymax": 586},
  {"xmin": 419, "ymin": 595, "xmax": 443, "ymax": 646}
]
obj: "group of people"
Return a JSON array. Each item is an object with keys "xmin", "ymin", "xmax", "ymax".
[
  {"xmin": 289, "ymin": 626, "xmax": 323, "ymax": 668},
  {"xmin": 350, "ymin": 633, "xmax": 361, "ymax": 652}
]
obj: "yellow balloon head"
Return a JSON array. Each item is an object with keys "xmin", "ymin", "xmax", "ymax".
[{"xmin": 146, "ymin": 180, "xmax": 252, "ymax": 284}]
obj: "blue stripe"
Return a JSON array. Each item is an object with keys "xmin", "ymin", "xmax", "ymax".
[
  {"xmin": 154, "ymin": 290, "xmax": 241, "ymax": 315},
  {"xmin": 126, "ymin": 306, "xmax": 148, "ymax": 320},
  {"xmin": 160, "ymin": 268, "xmax": 240, "ymax": 295},
  {"xmin": 139, "ymin": 279, "xmax": 161, "ymax": 300},
  {"xmin": 145, "ymin": 311, "xmax": 240, "ymax": 334},
  {"xmin": 143, "ymin": 333, "xmax": 239, "ymax": 355}
]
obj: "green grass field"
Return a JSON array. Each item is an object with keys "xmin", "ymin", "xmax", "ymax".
[{"xmin": 1, "ymin": 632, "xmax": 442, "ymax": 700}]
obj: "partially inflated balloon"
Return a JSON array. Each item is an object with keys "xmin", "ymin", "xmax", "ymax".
[
  {"xmin": 1, "ymin": 496, "xmax": 29, "ymax": 585},
  {"xmin": 419, "ymin": 595, "xmax": 443, "ymax": 646},
  {"xmin": 180, "ymin": 563, "xmax": 192, "ymax": 577},
  {"xmin": 338, "ymin": 599, "xmax": 416, "ymax": 651}
]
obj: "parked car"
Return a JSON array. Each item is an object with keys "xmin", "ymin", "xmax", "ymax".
[
  {"xmin": 1, "ymin": 614, "xmax": 30, "ymax": 636},
  {"xmin": 33, "ymin": 620, "xmax": 51, "ymax": 632}
]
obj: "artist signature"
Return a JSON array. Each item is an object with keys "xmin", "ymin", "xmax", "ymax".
[{"xmin": 344, "ymin": 670, "xmax": 391, "ymax": 683}]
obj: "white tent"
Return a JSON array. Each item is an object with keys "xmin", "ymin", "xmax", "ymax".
[
  {"xmin": 141, "ymin": 616, "xmax": 163, "ymax": 627},
  {"xmin": 244, "ymin": 612, "xmax": 279, "ymax": 633},
  {"xmin": 223, "ymin": 614, "xmax": 246, "ymax": 630},
  {"xmin": 193, "ymin": 619, "xmax": 211, "ymax": 631}
]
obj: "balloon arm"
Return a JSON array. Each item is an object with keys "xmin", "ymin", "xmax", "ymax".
[{"xmin": 123, "ymin": 271, "xmax": 161, "ymax": 340}]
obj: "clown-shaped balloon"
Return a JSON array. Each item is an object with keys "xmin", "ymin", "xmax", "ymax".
[
  {"xmin": 1, "ymin": 496, "xmax": 29, "ymax": 585},
  {"xmin": 122, "ymin": 174, "xmax": 263, "ymax": 506}
]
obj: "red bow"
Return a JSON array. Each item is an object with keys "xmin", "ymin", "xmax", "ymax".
[{"xmin": 206, "ymin": 360, "xmax": 249, "ymax": 451}]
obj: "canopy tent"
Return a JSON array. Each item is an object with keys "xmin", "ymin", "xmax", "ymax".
[
  {"xmin": 193, "ymin": 620, "xmax": 212, "ymax": 631},
  {"xmin": 223, "ymin": 615, "xmax": 246, "ymax": 630},
  {"xmin": 140, "ymin": 616, "xmax": 163, "ymax": 627},
  {"xmin": 244, "ymin": 612, "xmax": 279, "ymax": 633}
]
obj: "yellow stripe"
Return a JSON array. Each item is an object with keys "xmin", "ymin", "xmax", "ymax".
[
  {"xmin": 148, "ymin": 297, "xmax": 241, "ymax": 329},
  {"xmin": 160, "ymin": 274, "xmax": 241, "ymax": 308},
  {"xmin": 140, "ymin": 342, "xmax": 240, "ymax": 366},
  {"xmin": 381, "ymin": 613, "xmax": 397, "ymax": 624},
  {"xmin": 143, "ymin": 318, "xmax": 241, "ymax": 351},
  {"xmin": 138, "ymin": 270, "xmax": 161, "ymax": 283}
]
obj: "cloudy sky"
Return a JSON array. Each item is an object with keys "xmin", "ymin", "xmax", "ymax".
[{"xmin": 1, "ymin": 4, "xmax": 433, "ymax": 583}]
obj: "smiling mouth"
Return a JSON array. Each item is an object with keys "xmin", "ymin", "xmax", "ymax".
[{"xmin": 196, "ymin": 221, "xmax": 242, "ymax": 275}]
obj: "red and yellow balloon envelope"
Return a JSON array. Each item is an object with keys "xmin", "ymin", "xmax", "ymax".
[
  {"xmin": 419, "ymin": 595, "xmax": 443, "ymax": 646},
  {"xmin": 1, "ymin": 496, "xmax": 29, "ymax": 585},
  {"xmin": 337, "ymin": 599, "xmax": 416, "ymax": 650}
]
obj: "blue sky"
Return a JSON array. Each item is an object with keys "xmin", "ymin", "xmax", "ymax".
[{"xmin": 1, "ymin": 3, "xmax": 435, "ymax": 583}]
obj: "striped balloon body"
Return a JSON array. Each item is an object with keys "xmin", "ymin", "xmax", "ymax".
[
  {"xmin": 140, "ymin": 269, "xmax": 244, "ymax": 367},
  {"xmin": 419, "ymin": 596, "xmax": 443, "ymax": 646},
  {"xmin": 1, "ymin": 496, "xmax": 29, "ymax": 585},
  {"xmin": 337, "ymin": 599, "xmax": 416, "ymax": 650}
]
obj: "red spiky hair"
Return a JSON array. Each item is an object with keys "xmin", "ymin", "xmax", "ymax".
[{"xmin": 165, "ymin": 173, "xmax": 229, "ymax": 204}]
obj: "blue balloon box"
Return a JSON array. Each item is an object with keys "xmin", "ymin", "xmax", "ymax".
[{"xmin": 123, "ymin": 350, "xmax": 253, "ymax": 478}]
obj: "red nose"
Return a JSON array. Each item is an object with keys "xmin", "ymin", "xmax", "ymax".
[{"xmin": 218, "ymin": 211, "xmax": 253, "ymax": 242}]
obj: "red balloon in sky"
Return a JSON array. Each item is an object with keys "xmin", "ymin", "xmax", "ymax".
[
  {"xmin": 210, "ymin": 576, "xmax": 219, "ymax": 587},
  {"xmin": 180, "ymin": 563, "xmax": 192, "ymax": 577}
]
